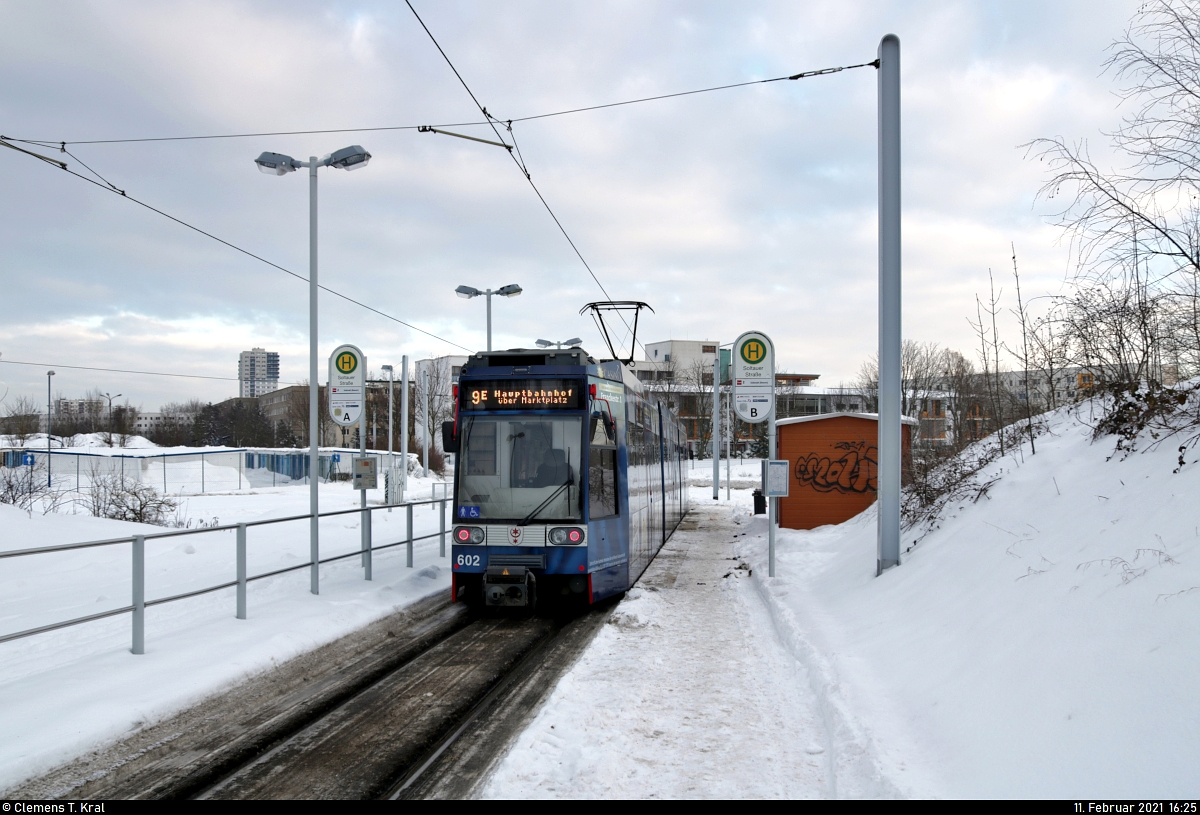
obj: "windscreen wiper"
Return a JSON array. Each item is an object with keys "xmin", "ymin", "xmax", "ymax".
[{"xmin": 518, "ymin": 477, "xmax": 574, "ymax": 526}]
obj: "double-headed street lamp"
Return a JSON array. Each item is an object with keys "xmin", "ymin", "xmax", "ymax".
[
  {"xmin": 101, "ymin": 392, "xmax": 121, "ymax": 433},
  {"xmin": 455, "ymin": 284, "xmax": 522, "ymax": 352},
  {"xmin": 536, "ymin": 338, "xmax": 581, "ymax": 350},
  {"xmin": 255, "ymin": 144, "xmax": 371, "ymax": 595}
]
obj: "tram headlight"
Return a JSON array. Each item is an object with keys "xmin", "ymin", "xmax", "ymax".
[
  {"xmin": 549, "ymin": 527, "xmax": 585, "ymax": 545},
  {"xmin": 455, "ymin": 526, "xmax": 485, "ymax": 544}
]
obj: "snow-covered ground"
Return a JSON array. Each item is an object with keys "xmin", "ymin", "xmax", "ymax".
[
  {"xmin": 5, "ymin": 399, "xmax": 1198, "ymax": 797},
  {"xmin": 0, "ymin": 474, "xmax": 452, "ymax": 790},
  {"xmin": 480, "ymin": 500, "xmax": 836, "ymax": 799},
  {"xmin": 486, "ymin": 403, "xmax": 1200, "ymax": 798},
  {"xmin": 734, "ymin": 404, "xmax": 1200, "ymax": 798}
]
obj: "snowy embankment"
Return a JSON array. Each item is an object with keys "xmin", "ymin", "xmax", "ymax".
[
  {"xmin": 736, "ymin": 403, "xmax": 1200, "ymax": 798},
  {"xmin": 0, "ymin": 474, "xmax": 452, "ymax": 791}
]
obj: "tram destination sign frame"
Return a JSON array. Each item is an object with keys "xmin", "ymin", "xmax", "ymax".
[{"xmin": 461, "ymin": 379, "xmax": 584, "ymax": 411}]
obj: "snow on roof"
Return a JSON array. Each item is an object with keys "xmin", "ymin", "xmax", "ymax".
[{"xmin": 775, "ymin": 411, "xmax": 918, "ymax": 427}]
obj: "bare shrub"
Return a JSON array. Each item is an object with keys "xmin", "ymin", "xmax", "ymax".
[{"xmin": 86, "ymin": 473, "xmax": 177, "ymax": 525}]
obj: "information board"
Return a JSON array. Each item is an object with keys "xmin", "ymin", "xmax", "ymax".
[
  {"xmin": 328, "ymin": 344, "xmax": 365, "ymax": 426},
  {"xmin": 352, "ymin": 455, "xmax": 377, "ymax": 490},
  {"xmin": 732, "ymin": 331, "xmax": 775, "ymax": 424},
  {"xmin": 763, "ymin": 459, "xmax": 790, "ymax": 497}
]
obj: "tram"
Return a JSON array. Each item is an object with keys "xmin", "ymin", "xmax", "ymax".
[{"xmin": 444, "ymin": 346, "xmax": 689, "ymax": 608}]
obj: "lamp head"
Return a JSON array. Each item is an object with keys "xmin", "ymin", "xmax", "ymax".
[
  {"xmin": 497, "ymin": 284, "xmax": 522, "ymax": 297},
  {"xmin": 255, "ymin": 151, "xmax": 298, "ymax": 176},
  {"xmin": 325, "ymin": 145, "xmax": 371, "ymax": 171},
  {"xmin": 47, "ymin": 370, "xmax": 55, "ymax": 376},
  {"xmin": 564, "ymin": 338, "xmax": 582, "ymax": 347},
  {"xmin": 455, "ymin": 285, "xmax": 481, "ymax": 299},
  {"xmin": 381, "ymin": 364, "xmax": 393, "ymax": 373},
  {"xmin": 535, "ymin": 339, "xmax": 552, "ymax": 348}
]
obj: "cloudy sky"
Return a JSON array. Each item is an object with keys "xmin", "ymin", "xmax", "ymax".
[{"xmin": 1, "ymin": 0, "xmax": 1141, "ymax": 410}]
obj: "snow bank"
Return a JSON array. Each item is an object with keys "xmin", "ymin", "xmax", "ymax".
[{"xmin": 738, "ymin": 404, "xmax": 1200, "ymax": 797}]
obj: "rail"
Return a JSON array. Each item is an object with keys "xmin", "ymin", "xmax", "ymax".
[{"xmin": 0, "ymin": 497, "xmax": 452, "ymax": 654}]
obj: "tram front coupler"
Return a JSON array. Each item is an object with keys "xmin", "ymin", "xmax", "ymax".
[{"xmin": 484, "ymin": 565, "xmax": 536, "ymax": 607}]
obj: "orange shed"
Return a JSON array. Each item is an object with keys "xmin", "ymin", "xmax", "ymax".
[{"xmin": 775, "ymin": 413, "xmax": 916, "ymax": 530}]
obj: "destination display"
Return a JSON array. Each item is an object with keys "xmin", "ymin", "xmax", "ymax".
[{"xmin": 462, "ymin": 379, "xmax": 584, "ymax": 411}]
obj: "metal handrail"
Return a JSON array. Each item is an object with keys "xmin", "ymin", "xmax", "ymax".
[
  {"xmin": 0, "ymin": 498, "xmax": 452, "ymax": 650},
  {"xmin": 0, "ymin": 497, "xmax": 449, "ymax": 558}
]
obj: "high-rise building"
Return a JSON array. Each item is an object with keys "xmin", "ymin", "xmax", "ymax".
[{"xmin": 238, "ymin": 348, "xmax": 280, "ymax": 398}]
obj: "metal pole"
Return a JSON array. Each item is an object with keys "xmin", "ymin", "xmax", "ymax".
[
  {"xmin": 422, "ymin": 368, "xmax": 430, "ymax": 477},
  {"xmin": 439, "ymin": 498, "xmax": 446, "ymax": 557},
  {"xmin": 162, "ymin": 454, "xmax": 166, "ymax": 493},
  {"xmin": 238, "ymin": 452, "xmax": 243, "ymax": 490},
  {"xmin": 387, "ymin": 366, "xmax": 394, "ymax": 510},
  {"xmin": 712, "ymin": 352, "xmax": 720, "ymax": 500},
  {"xmin": 400, "ymin": 355, "xmax": 409, "ymax": 501},
  {"xmin": 132, "ymin": 535, "xmax": 145, "ymax": 654},
  {"xmin": 406, "ymin": 503, "xmax": 414, "ymax": 568},
  {"xmin": 360, "ymin": 412, "xmax": 369, "ymax": 570},
  {"xmin": 236, "ymin": 523, "xmax": 247, "ymax": 619},
  {"xmin": 309, "ymin": 156, "xmax": 321, "ymax": 595},
  {"xmin": 769, "ymin": 410, "xmax": 777, "ymax": 577},
  {"xmin": 201, "ymin": 453, "xmax": 204, "ymax": 493},
  {"xmin": 877, "ymin": 34, "xmax": 902, "ymax": 575},
  {"xmin": 725, "ymin": 384, "xmax": 731, "ymax": 502},
  {"xmin": 47, "ymin": 373, "xmax": 53, "ymax": 488},
  {"xmin": 365, "ymin": 508, "xmax": 373, "ymax": 581},
  {"xmin": 486, "ymin": 290, "xmax": 493, "ymax": 352}
]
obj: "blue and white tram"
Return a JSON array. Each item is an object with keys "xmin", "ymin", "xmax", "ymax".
[{"xmin": 444, "ymin": 347, "xmax": 689, "ymax": 608}]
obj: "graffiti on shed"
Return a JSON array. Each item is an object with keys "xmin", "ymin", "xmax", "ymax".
[{"xmin": 793, "ymin": 441, "xmax": 877, "ymax": 494}]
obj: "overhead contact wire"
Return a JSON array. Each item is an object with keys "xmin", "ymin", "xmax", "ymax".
[
  {"xmin": 5, "ymin": 60, "xmax": 876, "ymax": 147},
  {"xmin": 404, "ymin": 0, "xmax": 628, "ymax": 339},
  {"xmin": 1, "ymin": 145, "xmax": 471, "ymax": 353}
]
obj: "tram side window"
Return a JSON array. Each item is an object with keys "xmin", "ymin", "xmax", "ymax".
[{"xmin": 589, "ymin": 447, "xmax": 618, "ymax": 519}]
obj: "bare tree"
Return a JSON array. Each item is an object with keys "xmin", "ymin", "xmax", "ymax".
[
  {"xmin": 1028, "ymin": 1, "xmax": 1200, "ymax": 385},
  {"xmin": 678, "ymin": 358, "xmax": 715, "ymax": 457},
  {"xmin": 855, "ymin": 340, "xmax": 946, "ymax": 418},
  {"xmin": 1008, "ymin": 246, "xmax": 1037, "ymax": 454},
  {"xmin": 2, "ymin": 396, "xmax": 43, "ymax": 445}
]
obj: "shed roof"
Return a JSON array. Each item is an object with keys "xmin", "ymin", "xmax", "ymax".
[{"xmin": 775, "ymin": 411, "xmax": 919, "ymax": 427}]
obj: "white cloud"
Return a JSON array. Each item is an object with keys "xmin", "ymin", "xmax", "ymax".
[{"xmin": 0, "ymin": 0, "xmax": 1143, "ymax": 407}]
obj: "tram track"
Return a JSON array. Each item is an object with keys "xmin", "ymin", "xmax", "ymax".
[{"xmin": 9, "ymin": 592, "xmax": 611, "ymax": 800}]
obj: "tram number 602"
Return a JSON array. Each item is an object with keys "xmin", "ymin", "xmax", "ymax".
[{"xmin": 456, "ymin": 554, "xmax": 482, "ymax": 567}]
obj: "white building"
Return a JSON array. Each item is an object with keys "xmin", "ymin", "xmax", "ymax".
[
  {"xmin": 238, "ymin": 348, "xmax": 280, "ymax": 398},
  {"xmin": 632, "ymin": 339, "xmax": 721, "ymax": 386}
]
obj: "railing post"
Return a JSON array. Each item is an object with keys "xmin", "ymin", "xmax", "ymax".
[
  {"xmin": 363, "ymin": 507, "xmax": 373, "ymax": 581},
  {"xmin": 406, "ymin": 503, "xmax": 414, "ymax": 568},
  {"xmin": 439, "ymin": 498, "xmax": 446, "ymax": 558},
  {"xmin": 132, "ymin": 535, "xmax": 145, "ymax": 654},
  {"xmin": 236, "ymin": 523, "xmax": 247, "ymax": 619}
]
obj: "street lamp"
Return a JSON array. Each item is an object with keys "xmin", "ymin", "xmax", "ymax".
[
  {"xmin": 455, "ymin": 284, "xmax": 522, "ymax": 351},
  {"xmin": 536, "ymin": 338, "xmax": 582, "ymax": 350},
  {"xmin": 255, "ymin": 144, "xmax": 372, "ymax": 596},
  {"xmin": 46, "ymin": 370, "xmax": 54, "ymax": 488},
  {"xmin": 101, "ymin": 392, "xmax": 121, "ymax": 437}
]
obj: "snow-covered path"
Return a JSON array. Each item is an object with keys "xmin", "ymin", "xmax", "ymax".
[{"xmin": 481, "ymin": 504, "xmax": 831, "ymax": 799}]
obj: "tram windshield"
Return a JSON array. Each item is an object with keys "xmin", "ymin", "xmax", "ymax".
[{"xmin": 456, "ymin": 415, "xmax": 583, "ymax": 523}]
